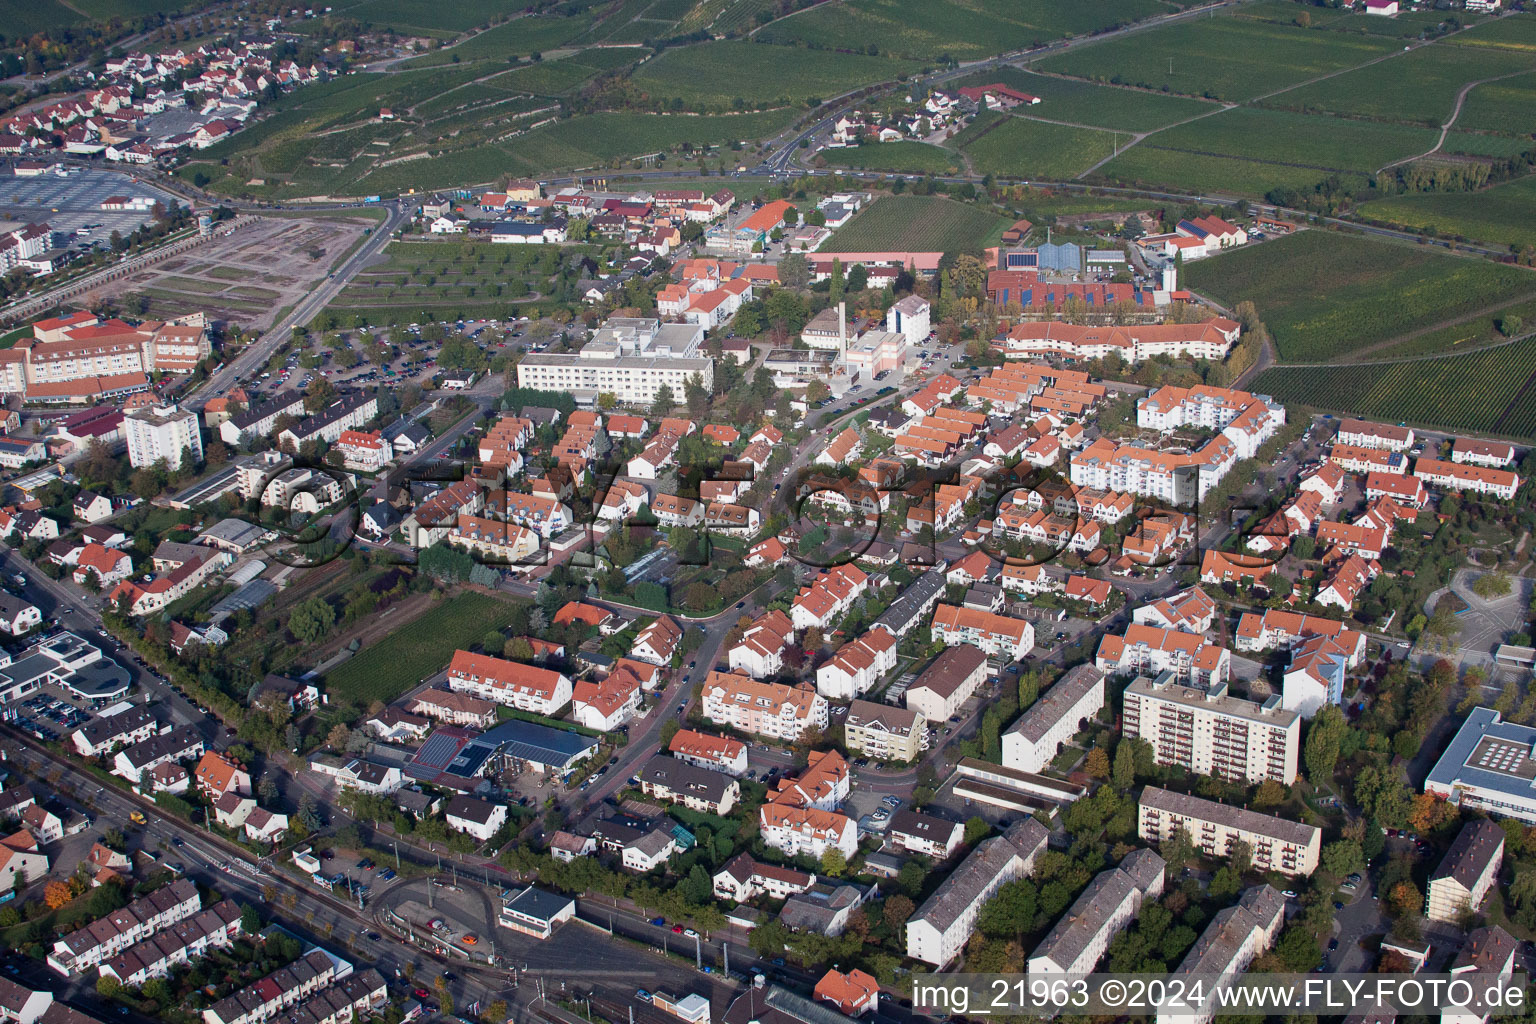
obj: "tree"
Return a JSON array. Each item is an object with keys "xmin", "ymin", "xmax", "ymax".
[
  {"xmin": 44, "ymin": 881, "xmax": 73, "ymax": 909},
  {"xmin": 650, "ymin": 383, "xmax": 676, "ymax": 418},
  {"xmin": 1084, "ymin": 747, "xmax": 1110, "ymax": 779},
  {"xmin": 684, "ymin": 372, "xmax": 710, "ymax": 419},
  {"xmin": 1321, "ymin": 840, "xmax": 1365, "ymax": 879},
  {"xmin": 241, "ymin": 904, "xmax": 262, "ymax": 933},
  {"xmin": 964, "ymin": 816, "xmax": 991, "ymax": 845},
  {"xmin": 1112, "ymin": 740, "xmax": 1135, "ymax": 790},
  {"xmin": 820, "ymin": 847, "xmax": 847, "ymax": 877},
  {"xmin": 504, "ymin": 636, "xmax": 535, "ymax": 661},
  {"xmin": 779, "ymin": 252, "xmax": 809, "ymax": 289},
  {"xmin": 288, "ymin": 597, "xmax": 335, "ymax": 643},
  {"xmin": 883, "ymin": 894, "xmax": 914, "ymax": 929},
  {"xmin": 96, "ymin": 977, "xmax": 120, "ymax": 998},
  {"xmin": 1388, "ymin": 881, "xmax": 1422, "ymax": 918},
  {"xmin": 1252, "ymin": 780, "xmax": 1287, "ymax": 808},
  {"xmin": 434, "ymin": 976, "xmax": 454, "ymax": 1017},
  {"xmin": 1303, "ymin": 705, "xmax": 1344, "ymax": 786}
]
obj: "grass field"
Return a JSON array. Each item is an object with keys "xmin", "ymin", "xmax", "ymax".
[
  {"xmin": 1183, "ymin": 231, "xmax": 1536, "ymax": 363},
  {"xmin": 332, "ymin": 0, "xmax": 524, "ymax": 34},
  {"xmin": 1457, "ymin": 70, "xmax": 1536, "ymax": 137},
  {"xmin": 1265, "ymin": 42, "xmax": 1536, "ymax": 126},
  {"xmin": 319, "ymin": 590, "xmax": 527, "ymax": 705},
  {"xmin": 1358, "ymin": 175, "xmax": 1536, "ymax": 252},
  {"xmin": 1031, "ymin": 15, "xmax": 1398, "ymax": 102},
  {"xmin": 629, "ymin": 40, "xmax": 917, "ymax": 109},
  {"xmin": 1309, "ymin": 8, "xmax": 1469, "ymax": 38},
  {"xmin": 1355, "ymin": 293, "xmax": 1536, "ymax": 362},
  {"xmin": 1100, "ymin": 145, "xmax": 1347, "ymax": 196},
  {"xmin": 821, "ymin": 194, "xmax": 1008, "ymax": 253},
  {"xmin": 950, "ymin": 67, "xmax": 1220, "ymax": 131},
  {"xmin": 961, "ymin": 115, "xmax": 1131, "ymax": 180},
  {"xmin": 820, "ymin": 141, "xmax": 960, "ymax": 174},
  {"xmin": 1252, "ymin": 334, "xmax": 1536, "ymax": 440},
  {"xmin": 755, "ymin": 0, "xmax": 1174, "ymax": 61}
]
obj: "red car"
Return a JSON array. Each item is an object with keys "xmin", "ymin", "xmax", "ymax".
[
  {"xmin": 413, "ymin": 989, "xmax": 430, "ymax": 1000},
  {"xmin": 671, "ymin": 925, "xmax": 684, "ymax": 934}
]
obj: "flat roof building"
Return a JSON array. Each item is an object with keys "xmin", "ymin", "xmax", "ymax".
[
  {"xmin": 1425, "ymin": 708, "xmax": 1536, "ymax": 824},
  {"xmin": 1139, "ymin": 786, "xmax": 1320, "ymax": 877}
]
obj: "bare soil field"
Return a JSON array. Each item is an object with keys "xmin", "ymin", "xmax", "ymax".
[{"xmin": 93, "ymin": 216, "xmax": 369, "ymax": 330}]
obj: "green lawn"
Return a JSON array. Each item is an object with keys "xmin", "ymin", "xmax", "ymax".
[
  {"xmin": 1358, "ymin": 175, "xmax": 1536, "ymax": 252},
  {"xmin": 629, "ymin": 40, "xmax": 917, "ymax": 110},
  {"xmin": 1264, "ymin": 41, "xmax": 1536, "ymax": 127},
  {"xmin": 961, "ymin": 115, "xmax": 1131, "ymax": 180},
  {"xmin": 755, "ymin": 0, "xmax": 1173, "ymax": 61},
  {"xmin": 822, "ymin": 194, "xmax": 1009, "ymax": 253},
  {"xmin": 1100, "ymin": 145, "xmax": 1346, "ymax": 196},
  {"xmin": 820, "ymin": 141, "xmax": 960, "ymax": 175},
  {"xmin": 333, "ymin": 0, "xmax": 523, "ymax": 34},
  {"xmin": 399, "ymin": 14, "xmax": 598, "ymax": 66},
  {"xmin": 1182, "ymin": 230, "xmax": 1536, "ymax": 363},
  {"xmin": 1031, "ymin": 15, "xmax": 1399, "ymax": 102},
  {"xmin": 319, "ymin": 590, "xmax": 528, "ymax": 706},
  {"xmin": 950, "ymin": 67, "xmax": 1220, "ymax": 131}
]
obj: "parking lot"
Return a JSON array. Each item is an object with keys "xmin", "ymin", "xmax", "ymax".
[{"xmin": 1, "ymin": 164, "xmax": 179, "ymax": 239}]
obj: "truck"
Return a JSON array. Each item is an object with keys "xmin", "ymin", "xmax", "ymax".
[
  {"xmin": 129, "ymin": 811, "xmax": 147, "ymax": 825},
  {"xmin": 363, "ymin": 195, "xmax": 381, "ymax": 204}
]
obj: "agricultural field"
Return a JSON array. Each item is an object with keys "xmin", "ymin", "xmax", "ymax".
[
  {"xmin": 331, "ymin": 0, "xmax": 530, "ymax": 35},
  {"xmin": 331, "ymin": 237, "xmax": 588, "ymax": 322},
  {"xmin": 320, "ymin": 591, "xmax": 528, "ymax": 706},
  {"xmin": 1252, "ymin": 334, "xmax": 1536, "ymax": 440},
  {"xmin": 821, "ymin": 195, "xmax": 1009, "ymax": 254},
  {"xmin": 709, "ymin": 0, "xmax": 773, "ymax": 33},
  {"xmin": 961, "ymin": 116, "xmax": 1131, "ymax": 180},
  {"xmin": 1441, "ymin": 132, "xmax": 1536, "ymax": 159},
  {"xmin": 1032, "ymin": 16, "xmax": 1398, "ymax": 102},
  {"xmin": 400, "ymin": 14, "xmax": 598, "ymax": 66},
  {"xmin": 1264, "ymin": 42, "xmax": 1536, "ymax": 127},
  {"xmin": 629, "ymin": 41, "xmax": 917, "ymax": 110},
  {"xmin": 1358, "ymin": 175, "xmax": 1536, "ymax": 253},
  {"xmin": 950, "ymin": 67, "xmax": 1220, "ymax": 131},
  {"xmin": 1309, "ymin": 8, "xmax": 1476, "ymax": 38},
  {"xmin": 756, "ymin": 0, "xmax": 1174, "ymax": 62},
  {"xmin": 1456, "ymin": 71, "xmax": 1536, "ymax": 137},
  {"xmin": 820, "ymin": 141, "xmax": 960, "ymax": 175},
  {"xmin": 1183, "ymin": 231, "xmax": 1536, "ymax": 363},
  {"xmin": 1350, "ymin": 294, "xmax": 1536, "ymax": 362},
  {"xmin": 1451, "ymin": 14, "xmax": 1536, "ymax": 52},
  {"xmin": 1099, "ymin": 106, "xmax": 1440, "ymax": 196}
]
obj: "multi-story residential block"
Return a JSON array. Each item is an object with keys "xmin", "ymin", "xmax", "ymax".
[
  {"xmin": 1029, "ymin": 849, "xmax": 1165, "ymax": 975},
  {"xmin": 759, "ymin": 751, "xmax": 855, "ymax": 861},
  {"xmin": 1139, "ymin": 787, "xmax": 1321, "ymax": 876},
  {"xmin": 886, "ymin": 809, "xmax": 963, "ymax": 860},
  {"xmin": 792, "ymin": 564, "xmax": 870, "ymax": 631},
  {"xmin": 0, "ymin": 312, "xmax": 210, "ymax": 403},
  {"xmin": 445, "ymin": 514, "xmax": 541, "ymax": 564},
  {"xmin": 112, "ymin": 725, "xmax": 204, "ymax": 785},
  {"xmin": 47, "ymin": 878, "xmax": 202, "ymax": 975},
  {"xmin": 124, "ymin": 404, "xmax": 202, "ymax": 469},
  {"xmin": 930, "ymin": 605, "xmax": 1034, "ymax": 660},
  {"xmin": 72, "ymin": 704, "xmax": 157, "ymax": 757},
  {"xmin": 712, "ymin": 852, "xmax": 816, "ymax": 903},
  {"xmin": 219, "ymin": 391, "xmax": 307, "ymax": 445},
  {"xmin": 1335, "ymin": 418, "xmax": 1414, "ymax": 451},
  {"xmin": 1426, "ymin": 819, "xmax": 1505, "ymax": 924},
  {"xmin": 334, "ymin": 429, "xmax": 390, "ymax": 472},
  {"xmin": 1155, "ymin": 886, "xmax": 1286, "ymax": 1024},
  {"xmin": 632, "ymin": 615, "xmax": 683, "ymax": 666},
  {"xmin": 1133, "ymin": 587, "xmax": 1217, "ymax": 634},
  {"xmin": 1425, "ymin": 707, "xmax": 1536, "ymax": 824},
  {"xmin": 668, "ymin": 729, "xmax": 749, "ymax": 776},
  {"xmin": 728, "ymin": 609, "xmax": 794, "ymax": 679},
  {"xmin": 276, "ymin": 392, "xmax": 378, "ymax": 449},
  {"xmin": 815, "ymin": 630, "xmax": 897, "ymax": 700},
  {"xmin": 1414, "ymin": 458, "xmax": 1520, "ymax": 500},
  {"xmin": 516, "ymin": 318, "xmax": 711, "ymax": 405},
  {"xmin": 1452, "ymin": 438, "xmax": 1516, "ymax": 469},
  {"xmin": 98, "ymin": 900, "xmax": 242, "ymax": 987},
  {"xmin": 905, "ymin": 644, "xmax": 989, "ymax": 722},
  {"xmin": 1095, "ymin": 624, "xmax": 1230, "ymax": 687},
  {"xmin": 200, "ymin": 950, "xmax": 340, "ymax": 1024},
  {"xmin": 1001, "ymin": 664, "xmax": 1105, "ymax": 773},
  {"xmin": 907, "ymin": 820, "xmax": 1050, "ymax": 967},
  {"xmin": 445, "ymin": 650, "xmax": 572, "ymax": 716},
  {"xmin": 702, "ymin": 671, "xmax": 827, "ymax": 742},
  {"xmin": 844, "ymin": 700, "xmax": 926, "ymax": 762},
  {"xmin": 639, "ymin": 754, "xmax": 740, "ymax": 815},
  {"xmin": 408, "ymin": 688, "xmax": 497, "ymax": 728},
  {"xmin": 1442, "ymin": 926, "xmax": 1518, "ymax": 1024},
  {"xmin": 1123, "ymin": 672, "xmax": 1301, "ymax": 784}
]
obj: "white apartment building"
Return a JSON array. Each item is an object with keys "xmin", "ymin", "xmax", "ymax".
[
  {"xmin": 886, "ymin": 295, "xmax": 931, "ymax": 347},
  {"xmin": 1123, "ymin": 673, "xmax": 1301, "ymax": 785},
  {"xmin": 124, "ymin": 405, "xmax": 203, "ymax": 469},
  {"xmin": 701, "ymin": 671, "xmax": 828, "ymax": 742},
  {"xmin": 445, "ymin": 649, "xmax": 572, "ymax": 715},
  {"xmin": 47, "ymin": 878, "xmax": 202, "ymax": 974},
  {"xmin": 815, "ymin": 630, "xmax": 897, "ymax": 700},
  {"xmin": 515, "ymin": 318, "xmax": 712, "ymax": 405},
  {"xmin": 1139, "ymin": 787, "xmax": 1321, "ymax": 876},
  {"xmin": 930, "ymin": 605, "xmax": 1034, "ymax": 660},
  {"xmin": 1095, "ymin": 624, "xmax": 1231, "ymax": 688},
  {"xmin": 905, "ymin": 644, "xmax": 989, "ymax": 722},
  {"xmin": 1335, "ymin": 418, "xmax": 1414, "ymax": 451},
  {"xmin": 1029, "ymin": 849, "xmax": 1165, "ymax": 975},
  {"xmin": 907, "ymin": 820, "xmax": 1050, "ymax": 967},
  {"xmin": 1426, "ymin": 819, "xmax": 1505, "ymax": 924},
  {"xmin": 1156, "ymin": 886, "xmax": 1286, "ymax": 1024},
  {"xmin": 1414, "ymin": 458, "xmax": 1521, "ymax": 500},
  {"xmin": 1001, "ymin": 664, "xmax": 1105, "ymax": 773}
]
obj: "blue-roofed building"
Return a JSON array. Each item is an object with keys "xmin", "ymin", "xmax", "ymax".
[
  {"xmin": 404, "ymin": 725, "xmax": 479, "ymax": 780},
  {"xmin": 470, "ymin": 718, "xmax": 599, "ymax": 774},
  {"xmin": 1003, "ymin": 248, "xmax": 1038, "ymax": 271},
  {"xmin": 1037, "ymin": 242, "xmax": 1082, "ymax": 274},
  {"xmin": 1425, "ymin": 707, "xmax": 1536, "ymax": 824}
]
